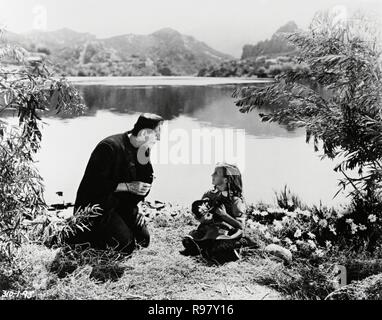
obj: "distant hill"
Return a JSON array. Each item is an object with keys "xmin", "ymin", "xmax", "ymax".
[
  {"xmin": 198, "ymin": 21, "xmax": 306, "ymax": 78},
  {"xmin": 241, "ymin": 21, "xmax": 299, "ymax": 60},
  {"xmin": 4, "ymin": 28, "xmax": 233, "ymax": 76}
]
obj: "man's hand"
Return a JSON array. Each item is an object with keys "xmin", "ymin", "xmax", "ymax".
[
  {"xmin": 136, "ymin": 212, "xmax": 147, "ymax": 228},
  {"xmin": 115, "ymin": 181, "xmax": 151, "ymax": 195},
  {"xmin": 128, "ymin": 181, "xmax": 151, "ymax": 196}
]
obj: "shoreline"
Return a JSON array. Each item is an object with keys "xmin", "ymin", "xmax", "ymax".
[{"xmin": 65, "ymin": 76, "xmax": 275, "ymax": 87}]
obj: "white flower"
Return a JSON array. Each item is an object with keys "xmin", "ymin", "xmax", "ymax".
[
  {"xmin": 261, "ymin": 226, "xmax": 268, "ymax": 233},
  {"xmin": 287, "ymin": 200, "xmax": 294, "ymax": 207},
  {"xmin": 329, "ymin": 224, "xmax": 337, "ymax": 235},
  {"xmin": 359, "ymin": 224, "xmax": 367, "ymax": 231},
  {"xmin": 307, "ymin": 240, "xmax": 316, "ymax": 249},
  {"xmin": 198, "ymin": 203, "xmax": 210, "ymax": 215},
  {"xmin": 260, "ymin": 211, "xmax": 269, "ymax": 216},
  {"xmin": 294, "ymin": 229, "xmax": 302, "ymax": 238},
  {"xmin": 282, "ymin": 216, "xmax": 290, "ymax": 224},
  {"xmin": 264, "ymin": 231, "xmax": 272, "ymax": 239},
  {"xmin": 284, "ymin": 237, "xmax": 293, "ymax": 245},
  {"xmin": 346, "ymin": 218, "xmax": 354, "ymax": 224},
  {"xmin": 302, "ymin": 210, "xmax": 311, "ymax": 217},
  {"xmin": 273, "ymin": 220, "xmax": 283, "ymax": 231},
  {"xmin": 325, "ymin": 240, "xmax": 332, "ymax": 249},
  {"xmin": 368, "ymin": 214, "xmax": 377, "ymax": 223},
  {"xmin": 319, "ymin": 219, "xmax": 328, "ymax": 228},
  {"xmin": 267, "ymin": 207, "xmax": 277, "ymax": 214},
  {"xmin": 323, "ymin": 210, "xmax": 332, "ymax": 219},
  {"xmin": 312, "ymin": 215, "xmax": 319, "ymax": 223},
  {"xmin": 204, "ymin": 212, "xmax": 213, "ymax": 221},
  {"xmin": 350, "ymin": 222, "xmax": 358, "ymax": 234},
  {"xmin": 296, "ymin": 240, "xmax": 304, "ymax": 246},
  {"xmin": 307, "ymin": 232, "xmax": 316, "ymax": 239},
  {"xmin": 290, "ymin": 245, "xmax": 298, "ymax": 252},
  {"xmin": 273, "ymin": 237, "xmax": 280, "ymax": 243},
  {"xmin": 315, "ymin": 249, "xmax": 324, "ymax": 258}
]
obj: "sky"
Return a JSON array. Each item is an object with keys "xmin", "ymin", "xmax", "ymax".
[{"xmin": 1, "ymin": 0, "xmax": 381, "ymax": 57}]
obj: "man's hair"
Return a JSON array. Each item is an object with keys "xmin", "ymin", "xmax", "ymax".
[{"xmin": 128, "ymin": 113, "xmax": 164, "ymax": 136}]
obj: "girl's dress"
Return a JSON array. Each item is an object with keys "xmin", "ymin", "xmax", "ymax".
[{"xmin": 189, "ymin": 188, "xmax": 246, "ymax": 242}]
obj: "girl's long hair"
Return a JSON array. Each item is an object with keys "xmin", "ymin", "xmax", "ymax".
[{"xmin": 215, "ymin": 163, "xmax": 243, "ymax": 199}]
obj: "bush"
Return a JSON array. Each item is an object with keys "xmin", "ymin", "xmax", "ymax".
[
  {"xmin": 245, "ymin": 183, "xmax": 382, "ymax": 262},
  {"xmin": 0, "ymin": 29, "xmax": 86, "ymax": 286},
  {"xmin": 234, "ymin": 11, "xmax": 382, "ymax": 245}
]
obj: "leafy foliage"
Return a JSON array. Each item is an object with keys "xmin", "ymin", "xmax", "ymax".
[
  {"xmin": 233, "ymin": 11, "xmax": 382, "ymax": 204},
  {"xmin": 0, "ymin": 29, "xmax": 86, "ymax": 260},
  {"xmin": 26, "ymin": 205, "xmax": 102, "ymax": 248}
]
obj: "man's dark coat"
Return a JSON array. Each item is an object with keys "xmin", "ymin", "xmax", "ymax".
[{"xmin": 74, "ymin": 132, "xmax": 153, "ymax": 217}]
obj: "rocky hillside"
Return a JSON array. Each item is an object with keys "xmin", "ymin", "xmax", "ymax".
[
  {"xmin": 198, "ymin": 21, "xmax": 303, "ymax": 78},
  {"xmin": 4, "ymin": 28, "xmax": 233, "ymax": 76},
  {"xmin": 241, "ymin": 21, "xmax": 299, "ymax": 60}
]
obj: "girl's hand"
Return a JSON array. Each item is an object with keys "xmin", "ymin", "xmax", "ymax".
[
  {"xmin": 232, "ymin": 197, "xmax": 246, "ymax": 217},
  {"xmin": 216, "ymin": 205, "xmax": 243, "ymax": 230}
]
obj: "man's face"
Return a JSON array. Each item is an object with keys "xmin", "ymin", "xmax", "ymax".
[
  {"xmin": 139, "ymin": 122, "xmax": 162, "ymax": 145},
  {"xmin": 154, "ymin": 122, "xmax": 162, "ymax": 141}
]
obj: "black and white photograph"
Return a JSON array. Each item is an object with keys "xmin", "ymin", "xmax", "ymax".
[{"xmin": 1, "ymin": 0, "xmax": 382, "ymax": 306}]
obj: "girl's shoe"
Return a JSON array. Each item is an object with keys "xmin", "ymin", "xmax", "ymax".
[{"xmin": 180, "ymin": 236, "xmax": 202, "ymax": 256}]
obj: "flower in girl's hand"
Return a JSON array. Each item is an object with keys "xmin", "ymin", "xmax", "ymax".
[
  {"xmin": 198, "ymin": 203, "xmax": 210, "ymax": 215},
  {"xmin": 192, "ymin": 199, "xmax": 214, "ymax": 222},
  {"xmin": 198, "ymin": 202, "xmax": 213, "ymax": 222}
]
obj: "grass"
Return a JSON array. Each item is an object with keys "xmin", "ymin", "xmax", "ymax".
[
  {"xmin": 3, "ymin": 205, "xmax": 284, "ymax": 300},
  {"xmin": 2, "ymin": 201, "xmax": 381, "ymax": 300}
]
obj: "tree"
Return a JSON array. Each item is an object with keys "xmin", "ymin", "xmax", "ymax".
[
  {"xmin": 233, "ymin": 11, "xmax": 382, "ymax": 204},
  {"xmin": 0, "ymin": 28, "xmax": 85, "ymax": 260}
]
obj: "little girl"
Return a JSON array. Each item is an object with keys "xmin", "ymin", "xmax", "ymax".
[{"xmin": 181, "ymin": 163, "xmax": 254, "ymax": 264}]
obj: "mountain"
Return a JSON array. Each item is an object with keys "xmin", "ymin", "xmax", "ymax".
[
  {"xmin": 198, "ymin": 21, "xmax": 305, "ymax": 78},
  {"xmin": 241, "ymin": 21, "xmax": 299, "ymax": 59},
  {"xmin": 26, "ymin": 28, "xmax": 96, "ymax": 48},
  {"xmin": 102, "ymin": 28, "xmax": 232, "ymax": 75},
  {"xmin": 3, "ymin": 28, "xmax": 233, "ymax": 76}
]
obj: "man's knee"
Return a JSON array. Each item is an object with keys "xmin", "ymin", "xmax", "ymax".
[
  {"xmin": 137, "ymin": 232, "xmax": 150, "ymax": 248},
  {"xmin": 119, "ymin": 240, "xmax": 136, "ymax": 254},
  {"xmin": 135, "ymin": 226, "xmax": 150, "ymax": 248}
]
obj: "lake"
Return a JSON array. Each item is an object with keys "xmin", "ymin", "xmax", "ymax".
[{"xmin": 35, "ymin": 76, "xmax": 348, "ymax": 209}]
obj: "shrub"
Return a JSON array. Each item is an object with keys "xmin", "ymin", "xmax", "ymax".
[
  {"xmin": 0, "ymin": 29, "xmax": 85, "ymax": 268},
  {"xmin": 233, "ymin": 11, "xmax": 382, "ymax": 245}
]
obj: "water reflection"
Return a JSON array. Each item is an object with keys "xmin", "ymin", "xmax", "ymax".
[
  {"xmin": 74, "ymin": 85, "xmax": 301, "ymax": 138},
  {"xmin": 22, "ymin": 82, "xmax": 347, "ymax": 207}
]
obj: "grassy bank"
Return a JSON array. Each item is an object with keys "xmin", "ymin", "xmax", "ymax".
[
  {"xmin": 2, "ymin": 196, "xmax": 382, "ymax": 300},
  {"xmin": 3, "ymin": 204, "xmax": 282, "ymax": 300}
]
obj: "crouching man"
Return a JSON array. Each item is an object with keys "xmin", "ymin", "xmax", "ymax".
[{"xmin": 66, "ymin": 113, "xmax": 164, "ymax": 254}]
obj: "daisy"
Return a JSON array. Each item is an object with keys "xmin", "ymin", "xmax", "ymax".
[
  {"xmin": 368, "ymin": 214, "xmax": 377, "ymax": 223},
  {"xmin": 294, "ymin": 229, "xmax": 302, "ymax": 238}
]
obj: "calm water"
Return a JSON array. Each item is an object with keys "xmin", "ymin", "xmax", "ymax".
[{"xmin": 34, "ymin": 77, "xmax": 348, "ymax": 208}]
